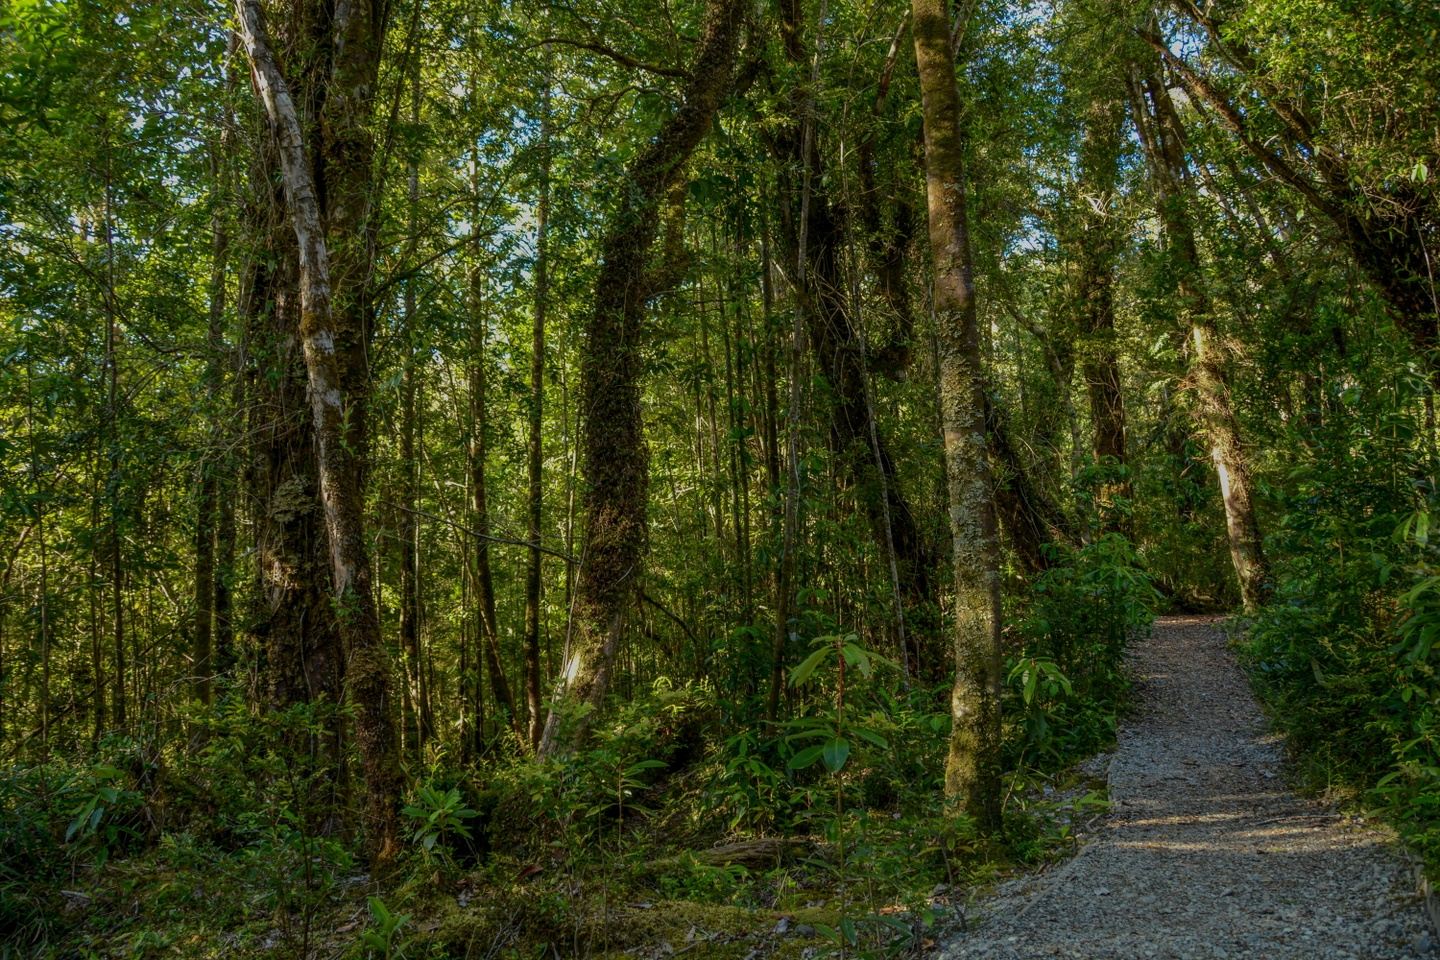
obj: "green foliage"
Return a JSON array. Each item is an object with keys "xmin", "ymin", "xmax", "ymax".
[
  {"xmin": 6, "ymin": 0, "xmax": 1437, "ymax": 950},
  {"xmin": 402, "ymin": 783, "xmax": 478, "ymax": 858},
  {"xmin": 62, "ymin": 761, "xmax": 141, "ymax": 867},
  {"xmin": 358, "ymin": 896, "xmax": 410, "ymax": 960},
  {"xmin": 704, "ymin": 730, "xmax": 790, "ymax": 832},
  {"xmin": 1238, "ymin": 363, "xmax": 1440, "ymax": 867},
  {"xmin": 1008, "ymin": 534, "xmax": 1158, "ymax": 766},
  {"xmin": 655, "ymin": 857, "xmax": 750, "ymax": 903},
  {"xmin": 784, "ymin": 634, "xmax": 894, "ymax": 774}
]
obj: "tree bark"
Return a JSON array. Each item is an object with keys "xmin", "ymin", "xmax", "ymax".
[
  {"xmin": 398, "ymin": 64, "xmax": 432, "ymax": 757},
  {"xmin": 399, "ymin": 348, "xmax": 421, "ymax": 753},
  {"xmin": 1073, "ymin": 93, "xmax": 1131, "ymax": 528},
  {"xmin": 912, "ymin": 0, "xmax": 1004, "ymax": 826},
  {"xmin": 242, "ymin": 102, "xmax": 341, "ymax": 715},
  {"xmin": 193, "ymin": 124, "xmax": 233, "ymax": 710},
  {"xmin": 468, "ymin": 274, "xmax": 520, "ymax": 737},
  {"xmin": 236, "ymin": 0, "xmax": 400, "ymax": 865},
  {"xmin": 540, "ymin": 0, "xmax": 744, "ymax": 754},
  {"xmin": 1132, "ymin": 62, "xmax": 1271, "ymax": 609},
  {"xmin": 101, "ymin": 145, "xmax": 126, "ymax": 730},
  {"xmin": 523, "ymin": 79, "xmax": 552, "ymax": 750},
  {"xmin": 773, "ymin": 0, "xmax": 935, "ymax": 626}
]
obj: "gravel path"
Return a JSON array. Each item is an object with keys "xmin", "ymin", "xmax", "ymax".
[{"xmin": 940, "ymin": 615, "xmax": 1437, "ymax": 960}]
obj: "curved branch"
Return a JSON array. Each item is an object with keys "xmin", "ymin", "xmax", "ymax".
[{"xmin": 530, "ymin": 36, "xmax": 688, "ymax": 79}]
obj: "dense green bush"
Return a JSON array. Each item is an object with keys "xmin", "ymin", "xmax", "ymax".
[
  {"xmin": 1241, "ymin": 369, "xmax": 1440, "ymax": 866},
  {"xmin": 1007, "ymin": 533, "xmax": 1159, "ymax": 768}
]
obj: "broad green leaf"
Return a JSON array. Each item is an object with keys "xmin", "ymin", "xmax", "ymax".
[
  {"xmin": 789, "ymin": 646, "xmax": 831, "ymax": 686},
  {"xmin": 787, "ymin": 744, "xmax": 825, "ymax": 770}
]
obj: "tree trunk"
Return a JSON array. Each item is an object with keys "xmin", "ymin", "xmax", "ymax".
[
  {"xmin": 243, "ymin": 140, "xmax": 340, "ymax": 712},
  {"xmin": 523, "ymin": 80, "xmax": 552, "ymax": 751},
  {"xmin": 912, "ymin": 0, "xmax": 1004, "ymax": 826},
  {"xmin": 214, "ymin": 285, "xmax": 242, "ymax": 677},
  {"xmin": 193, "ymin": 130, "xmax": 231, "ymax": 709},
  {"xmin": 1073, "ymin": 93, "xmax": 1131, "ymax": 528},
  {"xmin": 236, "ymin": 0, "xmax": 400, "ymax": 865},
  {"xmin": 985, "ymin": 392, "xmax": 1074, "ymax": 574},
  {"xmin": 772, "ymin": 0, "xmax": 935, "ymax": 627},
  {"xmin": 101, "ymin": 147, "xmax": 126, "ymax": 730},
  {"xmin": 857, "ymin": 16, "xmax": 918, "ymax": 380},
  {"xmin": 398, "ymin": 66, "xmax": 431, "ymax": 757},
  {"xmin": 468, "ymin": 276, "xmax": 520, "ymax": 737},
  {"xmin": 399, "ymin": 341, "xmax": 428, "ymax": 753},
  {"xmin": 1132, "ymin": 63, "xmax": 1271, "ymax": 609},
  {"xmin": 540, "ymin": 0, "xmax": 743, "ymax": 754},
  {"xmin": 763, "ymin": 209, "xmax": 805, "ymax": 722}
]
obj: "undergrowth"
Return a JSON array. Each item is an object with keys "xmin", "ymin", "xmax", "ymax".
[
  {"xmin": 0, "ymin": 537, "xmax": 1155, "ymax": 959},
  {"xmin": 1238, "ymin": 370, "xmax": 1440, "ymax": 875}
]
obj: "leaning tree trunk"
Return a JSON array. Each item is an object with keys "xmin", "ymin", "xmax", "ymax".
[
  {"xmin": 772, "ymin": 0, "xmax": 936, "ymax": 660},
  {"xmin": 984, "ymin": 393, "xmax": 1074, "ymax": 574},
  {"xmin": 539, "ymin": 0, "xmax": 743, "ymax": 755},
  {"xmin": 1132, "ymin": 61, "xmax": 1270, "ymax": 609},
  {"xmin": 912, "ymin": 0, "xmax": 1004, "ymax": 827},
  {"xmin": 1138, "ymin": 19, "xmax": 1439, "ymax": 387},
  {"xmin": 236, "ymin": 0, "xmax": 400, "ymax": 865}
]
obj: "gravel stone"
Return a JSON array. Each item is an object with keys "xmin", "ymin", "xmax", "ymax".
[{"xmin": 939, "ymin": 616, "xmax": 1437, "ymax": 960}]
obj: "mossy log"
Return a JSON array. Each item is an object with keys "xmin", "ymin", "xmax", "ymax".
[{"xmin": 646, "ymin": 838, "xmax": 814, "ymax": 873}]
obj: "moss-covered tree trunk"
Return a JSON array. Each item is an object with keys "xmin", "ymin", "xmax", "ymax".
[
  {"xmin": 1133, "ymin": 63, "xmax": 1270, "ymax": 609},
  {"xmin": 540, "ymin": 0, "xmax": 743, "ymax": 754},
  {"xmin": 912, "ymin": 0, "xmax": 1004, "ymax": 826},
  {"xmin": 236, "ymin": 0, "xmax": 400, "ymax": 864},
  {"xmin": 772, "ymin": 0, "xmax": 935, "ymax": 674},
  {"xmin": 1074, "ymin": 94, "xmax": 1130, "ymax": 527},
  {"xmin": 523, "ymin": 81, "xmax": 552, "ymax": 750},
  {"xmin": 243, "ymin": 148, "xmax": 340, "ymax": 713}
]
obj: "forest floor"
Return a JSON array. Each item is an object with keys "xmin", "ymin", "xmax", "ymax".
[{"xmin": 938, "ymin": 616, "xmax": 1437, "ymax": 960}]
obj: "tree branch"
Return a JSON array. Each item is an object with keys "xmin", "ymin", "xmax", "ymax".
[
  {"xmin": 530, "ymin": 37, "xmax": 688, "ymax": 79},
  {"xmin": 1135, "ymin": 29, "xmax": 1340, "ymax": 224}
]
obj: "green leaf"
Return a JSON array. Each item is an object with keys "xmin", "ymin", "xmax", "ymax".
[
  {"xmin": 841, "ymin": 642, "xmax": 872, "ymax": 677},
  {"xmin": 852, "ymin": 726, "xmax": 889, "ymax": 749},
  {"xmin": 625, "ymin": 759, "xmax": 667, "ymax": 774},
  {"xmin": 787, "ymin": 744, "xmax": 825, "ymax": 770},
  {"xmin": 789, "ymin": 646, "xmax": 831, "ymax": 686},
  {"xmin": 821, "ymin": 738, "xmax": 850, "ymax": 772}
]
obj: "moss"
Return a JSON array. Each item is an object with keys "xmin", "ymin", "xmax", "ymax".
[{"xmin": 419, "ymin": 893, "xmax": 848, "ymax": 960}]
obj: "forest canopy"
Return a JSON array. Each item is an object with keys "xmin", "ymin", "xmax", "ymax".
[{"xmin": 1, "ymin": 0, "xmax": 1438, "ymax": 955}]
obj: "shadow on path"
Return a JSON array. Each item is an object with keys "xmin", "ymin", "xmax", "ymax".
[{"xmin": 940, "ymin": 616, "xmax": 1435, "ymax": 960}]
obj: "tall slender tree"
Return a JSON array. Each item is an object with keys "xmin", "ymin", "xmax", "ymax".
[
  {"xmin": 1130, "ymin": 53, "xmax": 1270, "ymax": 608},
  {"xmin": 911, "ymin": 0, "xmax": 1004, "ymax": 824}
]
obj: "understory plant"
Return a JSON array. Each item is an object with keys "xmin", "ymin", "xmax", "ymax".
[{"xmin": 1008, "ymin": 533, "xmax": 1158, "ymax": 769}]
